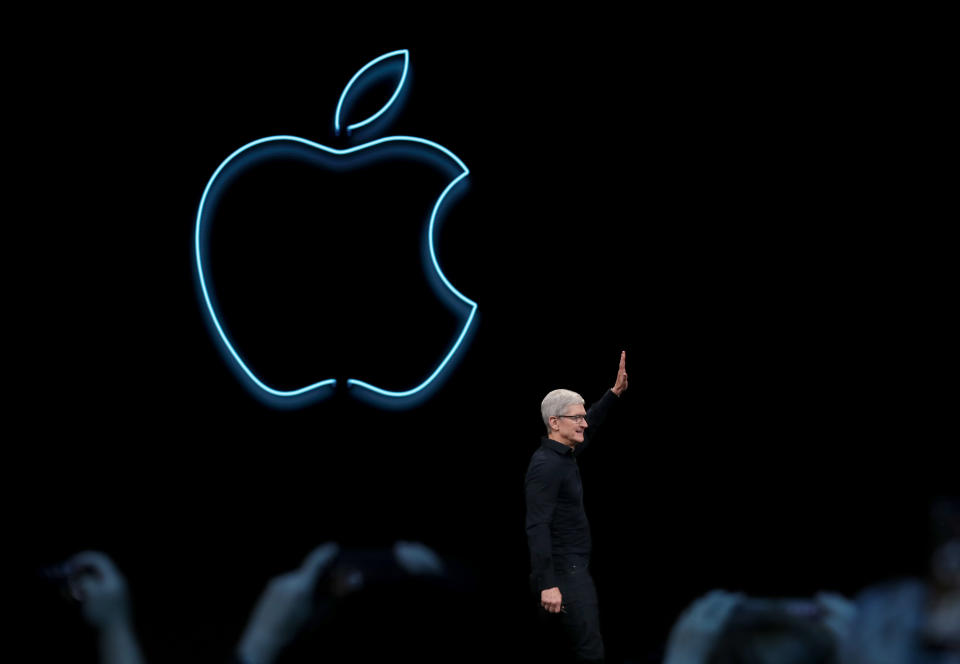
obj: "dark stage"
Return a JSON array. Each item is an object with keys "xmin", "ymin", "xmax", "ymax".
[{"xmin": 16, "ymin": 28, "xmax": 951, "ymax": 663}]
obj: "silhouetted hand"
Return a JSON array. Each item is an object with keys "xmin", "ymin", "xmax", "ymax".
[
  {"xmin": 611, "ymin": 351, "xmax": 628, "ymax": 396},
  {"xmin": 664, "ymin": 590, "xmax": 743, "ymax": 664},
  {"xmin": 64, "ymin": 551, "xmax": 147, "ymax": 664},
  {"xmin": 66, "ymin": 551, "xmax": 133, "ymax": 629},
  {"xmin": 394, "ymin": 541, "xmax": 445, "ymax": 576},
  {"xmin": 237, "ymin": 543, "xmax": 340, "ymax": 664},
  {"xmin": 814, "ymin": 591, "xmax": 857, "ymax": 648}
]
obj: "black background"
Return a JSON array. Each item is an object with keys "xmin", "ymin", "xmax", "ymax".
[{"xmin": 17, "ymin": 20, "xmax": 952, "ymax": 663}]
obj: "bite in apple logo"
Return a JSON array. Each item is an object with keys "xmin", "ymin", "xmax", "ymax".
[{"xmin": 194, "ymin": 49, "xmax": 477, "ymax": 409}]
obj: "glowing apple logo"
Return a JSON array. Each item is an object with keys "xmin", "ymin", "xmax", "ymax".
[{"xmin": 194, "ymin": 49, "xmax": 476, "ymax": 408}]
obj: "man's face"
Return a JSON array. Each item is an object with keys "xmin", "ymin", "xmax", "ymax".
[{"xmin": 551, "ymin": 404, "xmax": 588, "ymax": 447}]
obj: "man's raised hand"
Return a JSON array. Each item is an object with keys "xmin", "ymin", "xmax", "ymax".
[{"xmin": 611, "ymin": 350, "xmax": 628, "ymax": 396}]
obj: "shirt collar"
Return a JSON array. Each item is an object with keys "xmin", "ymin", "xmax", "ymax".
[{"xmin": 542, "ymin": 436, "xmax": 577, "ymax": 457}]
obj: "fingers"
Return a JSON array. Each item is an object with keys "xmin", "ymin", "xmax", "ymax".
[
  {"xmin": 540, "ymin": 596, "xmax": 563, "ymax": 613},
  {"xmin": 540, "ymin": 587, "xmax": 563, "ymax": 613},
  {"xmin": 71, "ymin": 572, "xmax": 126, "ymax": 603},
  {"xmin": 65, "ymin": 551, "xmax": 124, "ymax": 600},
  {"xmin": 70, "ymin": 575, "xmax": 95, "ymax": 602},
  {"xmin": 619, "ymin": 350, "xmax": 626, "ymax": 370},
  {"xmin": 394, "ymin": 541, "xmax": 445, "ymax": 576},
  {"xmin": 815, "ymin": 591, "xmax": 854, "ymax": 613},
  {"xmin": 685, "ymin": 589, "xmax": 743, "ymax": 626},
  {"xmin": 298, "ymin": 542, "xmax": 340, "ymax": 584},
  {"xmin": 67, "ymin": 551, "xmax": 118, "ymax": 577},
  {"xmin": 814, "ymin": 591, "xmax": 857, "ymax": 641}
]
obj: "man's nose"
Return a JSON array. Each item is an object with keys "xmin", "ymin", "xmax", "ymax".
[{"xmin": 581, "ymin": 418, "xmax": 588, "ymax": 428}]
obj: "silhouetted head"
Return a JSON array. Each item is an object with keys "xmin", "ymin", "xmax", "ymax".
[
  {"xmin": 283, "ymin": 550, "xmax": 491, "ymax": 663},
  {"xmin": 929, "ymin": 497, "xmax": 960, "ymax": 589},
  {"xmin": 707, "ymin": 604, "xmax": 839, "ymax": 664}
]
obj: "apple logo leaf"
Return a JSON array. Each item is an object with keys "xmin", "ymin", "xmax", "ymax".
[
  {"xmin": 194, "ymin": 49, "xmax": 477, "ymax": 409},
  {"xmin": 335, "ymin": 49, "xmax": 409, "ymax": 137}
]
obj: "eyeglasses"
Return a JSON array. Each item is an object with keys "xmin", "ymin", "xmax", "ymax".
[{"xmin": 555, "ymin": 414, "xmax": 586, "ymax": 423}]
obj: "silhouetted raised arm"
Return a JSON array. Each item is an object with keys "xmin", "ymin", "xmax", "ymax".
[{"xmin": 66, "ymin": 551, "xmax": 147, "ymax": 664}]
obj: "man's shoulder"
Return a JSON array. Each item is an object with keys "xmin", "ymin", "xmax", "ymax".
[
  {"xmin": 525, "ymin": 442, "xmax": 565, "ymax": 474},
  {"xmin": 527, "ymin": 444, "xmax": 548, "ymax": 464}
]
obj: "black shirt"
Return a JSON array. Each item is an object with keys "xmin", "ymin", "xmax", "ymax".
[{"xmin": 525, "ymin": 389, "xmax": 619, "ymax": 592}]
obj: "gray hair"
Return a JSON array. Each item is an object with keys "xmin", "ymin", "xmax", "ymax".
[{"xmin": 540, "ymin": 389, "xmax": 585, "ymax": 433}]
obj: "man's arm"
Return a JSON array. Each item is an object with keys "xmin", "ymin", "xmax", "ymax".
[
  {"xmin": 578, "ymin": 351, "xmax": 628, "ymax": 453},
  {"xmin": 525, "ymin": 455, "xmax": 561, "ymax": 603}
]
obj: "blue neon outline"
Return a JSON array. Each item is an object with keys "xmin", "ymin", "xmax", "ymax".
[
  {"xmin": 194, "ymin": 134, "xmax": 475, "ymax": 401},
  {"xmin": 334, "ymin": 49, "xmax": 409, "ymax": 136}
]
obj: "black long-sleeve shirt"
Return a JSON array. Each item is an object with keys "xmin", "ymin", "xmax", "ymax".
[{"xmin": 525, "ymin": 389, "xmax": 619, "ymax": 592}]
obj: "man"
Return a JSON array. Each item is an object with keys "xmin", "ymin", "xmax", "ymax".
[{"xmin": 525, "ymin": 351, "xmax": 628, "ymax": 663}]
